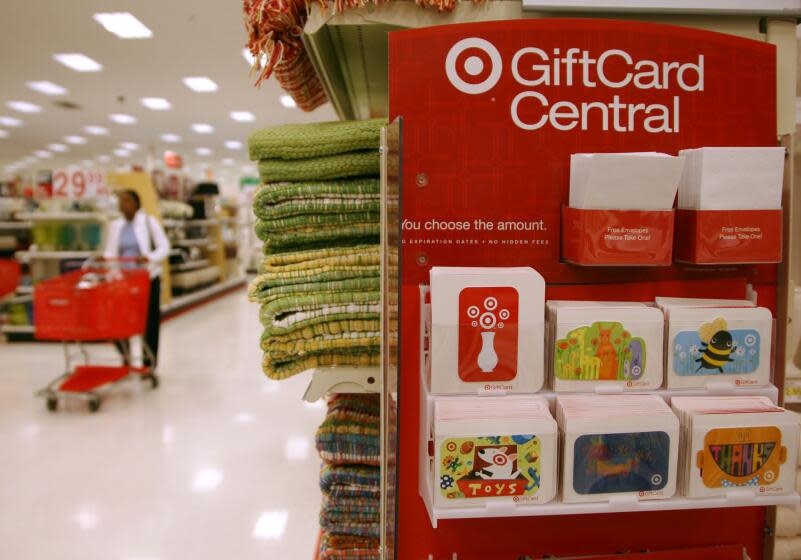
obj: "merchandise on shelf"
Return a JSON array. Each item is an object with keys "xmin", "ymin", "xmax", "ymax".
[
  {"xmin": 247, "ymin": 119, "xmax": 384, "ymax": 380},
  {"xmin": 158, "ymin": 200, "xmax": 194, "ymax": 220},
  {"xmin": 656, "ymin": 297, "xmax": 772, "ymax": 389},
  {"xmin": 671, "ymin": 396, "xmax": 799, "ymax": 498},
  {"xmin": 428, "ymin": 266, "xmax": 546, "ymax": 394},
  {"xmin": 557, "ymin": 394, "xmax": 680, "ymax": 504}
]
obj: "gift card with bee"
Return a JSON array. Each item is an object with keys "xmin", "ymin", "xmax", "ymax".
[
  {"xmin": 697, "ymin": 426, "xmax": 787, "ymax": 489},
  {"xmin": 673, "ymin": 317, "xmax": 761, "ymax": 375},
  {"xmin": 437, "ymin": 435, "xmax": 544, "ymax": 503},
  {"xmin": 572, "ymin": 431, "xmax": 671, "ymax": 496}
]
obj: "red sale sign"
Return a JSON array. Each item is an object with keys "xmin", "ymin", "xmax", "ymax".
[{"xmin": 51, "ymin": 169, "xmax": 106, "ymax": 199}]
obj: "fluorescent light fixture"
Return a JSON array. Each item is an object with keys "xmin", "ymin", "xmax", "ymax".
[
  {"xmin": 35, "ymin": 150, "xmax": 52, "ymax": 159},
  {"xmin": 81, "ymin": 160, "xmax": 94, "ymax": 167},
  {"xmin": 53, "ymin": 53, "xmax": 103, "ymax": 72},
  {"xmin": 7, "ymin": 101, "xmax": 41, "ymax": 113},
  {"xmin": 64, "ymin": 135, "xmax": 87, "ymax": 145},
  {"xmin": 161, "ymin": 133, "xmax": 181, "ymax": 143},
  {"xmin": 47, "ymin": 143, "xmax": 68, "ymax": 152},
  {"xmin": 252, "ymin": 511, "xmax": 288, "ymax": 540},
  {"xmin": 279, "ymin": 95, "xmax": 296, "ymax": 108},
  {"xmin": 222, "ymin": 158, "xmax": 234, "ymax": 166},
  {"xmin": 93, "ymin": 12, "xmax": 152, "ymax": 39},
  {"xmin": 26, "ymin": 81, "xmax": 68, "ymax": 96},
  {"xmin": 192, "ymin": 467, "xmax": 223, "ymax": 493},
  {"xmin": 113, "ymin": 149, "xmax": 131, "ymax": 157},
  {"xmin": 284, "ymin": 436, "xmax": 311, "ymax": 462},
  {"xmin": 225, "ymin": 140, "xmax": 243, "ymax": 150},
  {"xmin": 0, "ymin": 116, "xmax": 22, "ymax": 127},
  {"xmin": 230, "ymin": 111, "xmax": 254, "ymax": 122},
  {"xmin": 140, "ymin": 97, "xmax": 171, "ymax": 110},
  {"xmin": 97, "ymin": 155, "xmax": 111, "ymax": 163},
  {"xmin": 109, "ymin": 113, "xmax": 136, "ymax": 125},
  {"xmin": 192, "ymin": 123, "xmax": 213, "ymax": 134},
  {"xmin": 195, "ymin": 147, "xmax": 212, "ymax": 157},
  {"xmin": 120, "ymin": 142, "xmax": 139, "ymax": 151},
  {"xmin": 183, "ymin": 77, "xmax": 218, "ymax": 92},
  {"xmin": 0, "ymin": 130, "xmax": 8, "ymax": 139},
  {"xmin": 84, "ymin": 125, "xmax": 108, "ymax": 136}
]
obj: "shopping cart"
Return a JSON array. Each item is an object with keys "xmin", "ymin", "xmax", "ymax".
[
  {"xmin": 34, "ymin": 257, "xmax": 159, "ymax": 412},
  {"xmin": 0, "ymin": 259, "xmax": 21, "ymax": 298}
]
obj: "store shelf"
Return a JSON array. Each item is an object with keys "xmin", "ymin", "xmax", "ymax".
[
  {"xmin": 16, "ymin": 212, "xmax": 107, "ymax": 222},
  {"xmin": 173, "ymin": 238, "xmax": 212, "ymax": 248},
  {"xmin": 161, "ymin": 275, "xmax": 246, "ymax": 315},
  {"xmin": 162, "ymin": 218, "xmax": 220, "ymax": 228},
  {"xmin": 1, "ymin": 324, "xmax": 34, "ymax": 334},
  {"xmin": 303, "ymin": 367, "xmax": 381, "ymax": 402},
  {"xmin": 15, "ymin": 250, "xmax": 95, "ymax": 261},
  {"xmin": 170, "ymin": 259, "xmax": 210, "ymax": 272},
  {"xmin": 0, "ymin": 221, "xmax": 31, "ymax": 230},
  {"xmin": 16, "ymin": 285, "xmax": 33, "ymax": 295}
]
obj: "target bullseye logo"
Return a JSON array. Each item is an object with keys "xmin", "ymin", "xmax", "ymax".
[
  {"xmin": 493, "ymin": 454, "xmax": 508, "ymax": 466},
  {"xmin": 445, "ymin": 38, "xmax": 502, "ymax": 95}
]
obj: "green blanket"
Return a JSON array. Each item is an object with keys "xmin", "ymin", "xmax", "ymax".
[
  {"xmin": 253, "ymin": 179, "xmax": 379, "ymax": 208},
  {"xmin": 258, "ymin": 150, "xmax": 380, "ymax": 182},
  {"xmin": 262, "ymin": 349, "xmax": 380, "ymax": 380},
  {"xmin": 249, "ymin": 276, "xmax": 380, "ymax": 304},
  {"xmin": 261, "ymin": 224, "xmax": 379, "ymax": 254},
  {"xmin": 255, "ymin": 212, "xmax": 380, "ymax": 236},
  {"xmin": 248, "ymin": 119, "xmax": 386, "ymax": 161}
]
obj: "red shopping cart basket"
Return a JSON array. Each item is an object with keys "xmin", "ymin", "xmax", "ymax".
[
  {"xmin": 34, "ymin": 267, "xmax": 150, "ymax": 341},
  {"xmin": 0, "ymin": 259, "xmax": 21, "ymax": 298}
]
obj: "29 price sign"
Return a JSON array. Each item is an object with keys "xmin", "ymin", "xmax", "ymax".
[{"xmin": 51, "ymin": 169, "xmax": 107, "ymax": 199}]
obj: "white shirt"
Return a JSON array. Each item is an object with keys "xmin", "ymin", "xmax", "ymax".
[{"xmin": 104, "ymin": 210, "xmax": 171, "ymax": 278}]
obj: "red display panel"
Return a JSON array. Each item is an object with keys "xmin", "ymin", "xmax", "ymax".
[{"xmin": 389, "ymin": 19, "xmax": 777, "ymax": 560}]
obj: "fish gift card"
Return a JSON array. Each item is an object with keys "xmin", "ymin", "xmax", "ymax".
[
  {"xmin": 557, "ymin": 394, "xmax": 679, "ymax": 503},
  {"xmin": 546, "ymin": 302, "xmax": 664, "ymax": 392},
  {"xmin": 671, "ymin": 396, "xmax": 799, "ymax": 498},
  {"xmin": 430, "ymin": 267, "xmax": 546, "ymax": 395},
  {"xmin": 432, "ymin": 395, "xmax": 557, "ymax": 509},
  {"xmin": 657, "ymin": 299, "xmax": 772, "ymax": 389}
]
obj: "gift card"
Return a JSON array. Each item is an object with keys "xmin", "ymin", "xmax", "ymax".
[
  {"xmin": 672, "ymin": 317, "xmax": 761, "ymax": 376},
  {"xmin": 438, "ymin": 435, "xmax": 542, "ymax": 500},
  {"xmin": 573, "ymin": 431, "xmax": 670, "ymax": 495},
  {"xmin": 697, "ymin": 426, "xmax": 787, "ymax": 488},
  {"xmin": 458, "ymin": 287, "xmax": 519, "ymax": 382},
  {"xmin": 555, "ymin": 322, "xmax": 646, "ymax": 381}
]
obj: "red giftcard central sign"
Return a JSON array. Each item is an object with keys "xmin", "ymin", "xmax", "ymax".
[{"xmin": 458, "ymin": 286, "xmax": 519, "ymax": 382}]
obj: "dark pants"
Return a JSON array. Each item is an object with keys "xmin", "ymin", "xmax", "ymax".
[{"xmin": 115, "ymin": 276, "xmax": 161, "ymax": 368}]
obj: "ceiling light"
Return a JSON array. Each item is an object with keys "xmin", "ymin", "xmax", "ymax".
[
  {"xmin": 192, "ymin": 123, "xmax": 213, "ymax": 134},
  {"xmin": 195, "ymin": 147, "xmax": 212, "ymax": 157},
  {"xmin": 279, "ymin": 95, "xmax": 297, "ymax": 108},
  {"xmin": 0, "ymin": 116, "xmax": 22, "ymax": 127},
  {"xmin": 97, "ymin": 155, "xmax": 111, "ymax": 163},
  {"xmin": 0, "ymin": 130, "xmax": 8, "ymax": 139},
  {"xmin": 222, "ymin": 158, "xmax": 234, "ymax": 165},
  {"xmin": 64, "ymin": 135, "xmax": 87, "ymax": 145},
  {"xmin": 93, "ymin": 12, "xmax": 152, "ymax": 39},
  {"xmin": 183, "ymin": 77, "xmax": 218, "ymax": 92},
  {"xmin": 114, "ymin": 149, "xmax": 131, "ymax": 157},
  {"xmin": 161, "ymin": 133, "xmax": 181, "ymax": 143},
  {"xmin": 48, "ymin": 143, "xmax": 68, "ymax": 152},
  {"xmin": 252, "ymin": 511, "xmax": 288, "ymax": 540},
  {"xmin": 84, "ymin": 125, "xmax": 108, "ymax": 136},
  {"xmin": 35, "ymin": 150, "xmax": 52, "ymax": 159},
  {"xmin": 140, "ymin": 97, "xmax": 171, "ymax": 110},
  {"xmin": 120, "ymin": 142, "xmax": 139, "ymax": 151},
  {"xmin": 53, "ymin": 53, "xmax": 103, "ymax": 72},
  {"xmin": 225, "ymin": 140, "xmax": 243, "ymax": 150},
  {"xmin": 26, "ymin": 81, "xmax": 68, "ymax": 96},
  {"xmin": 81, "ymin": 160, "xmax": 94, "ymax": 167},
  {"xmin": 7, "ymin": 101, "xmax": 41, "ymax": 113},
  {"xmin": 109, "ymin": 113, "xmax": 136, "ymax": 125},
  {"xmin": 230, "ymin": 111, "xmax": 254, "ymax": 122}
]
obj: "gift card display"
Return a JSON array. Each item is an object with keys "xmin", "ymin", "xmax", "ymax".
[
  {"xmin": 672, "ymin": 319, "xmax": 761, "ymax": 376},
  {"xmin": 573, "ymin": 431, "xmax": 670, "ymax": 495},
  {"xmin": 458, "ymin": 287, "xmax": 519, "ymax": 382},
  {"xmin": 697, "ymin": 426, "xmax": 786, "ymax": 489},
  {"xmin": 554, "ymin": 322, "xmax": 646, "ymax": 381},
  {"xmin": 438, "ymin": 436, "xmax": 542, "ymax": 500}
]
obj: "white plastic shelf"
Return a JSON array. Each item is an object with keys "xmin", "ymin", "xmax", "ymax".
[
  {"xmin": 303, "ymin": 367, "xmax": 381, "ymax": 402},
  {"xmin": 0, "ymin": 221, "xmax": 32, "ymax": 230},
  {"xmin": 170, "ymin": 259, "xmax": 210, "ymax": 272},
  {"xmin": 161, "ymin": 276, "xmax": 246, "ymax": 314},
  {"xmin": 16, "ymin": 212, "xmax": 107, "ymax": 222},
  {"xmin": 1, "ymin": 324, "xmax": 34, "ymax": 334},
  {"xmin": 173, "ymin": 238, "xmax": 212, "ymax": 248},
  {"xmin": 162, "ymin": 218, "xmax": 220, "ymax": 228},
  {"xmin": 15, "ymin": 250, "xmax": 95, "ymax": 261}
]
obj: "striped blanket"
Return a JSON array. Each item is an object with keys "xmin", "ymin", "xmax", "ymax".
[
  {"xmin": 248, "ymin": 119, "xmax": 385, "ymax": 161},
  {"xmin": 319, "ymin": 532, "xmax": 380, "ymax": 560},
  {"xmin": 258, "ymin": 150, "xmax": 380, "ymax": 182},
  {"xmin": 316, "ymin": 394, "xmax": 380, "ymax": 466}
]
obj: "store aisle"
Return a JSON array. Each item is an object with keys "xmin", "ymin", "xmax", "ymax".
[{"xmin": 0, "ymin": 290, "xmax": 325, "ymax": 560}]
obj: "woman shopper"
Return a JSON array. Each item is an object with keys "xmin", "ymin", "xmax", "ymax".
[{"xmin": 104, "ymin": 190, "xmax": 171, "ymax": 369}]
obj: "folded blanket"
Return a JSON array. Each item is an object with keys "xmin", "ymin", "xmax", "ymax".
[
  {"xmin": 319, "ymin": 533, "xmax": 380, "ymax": 560},
  {"xmin": 248, "ymin": 119, "xmax": 385, "ymax": 161},
  {"xmin": 263, "ymin": 319, "xmax": 380, "ymax": 343},
  {"xmin": 260, "ymin": 291, "xmax": 380, "ymax": 328},
  {"xmin": 255, "ymin": 211, "xmax": 380, "ymax": 234},
  {"xmin": 316, "ymin": 395, "xmax": 381, "ymax": 465},
  {"xmin": 262, "ymin": 245, "xmax": 378, "ymax": 267},
  {"xmin": 320, "ymin": 464, "xmax": 381, "ymax": 498},
  {"xmin": 249, "ymin": 277, "xmax": 380, "ymax": 305},
  {"xmin": 262, "ymin": 334, "xmax": 381, "ymax": 359},
  {"xmin": 261, "ymin": 223, "xmax": 379, "ymax": 254},
  {"xmin": 258, "ymin": 150, "xmax": 380, "ymax": 182},
  {"xmin": 262, "ymin": 350, "xmax": 379, "ymax": 380},
  {"xmin": 253, "ymin": 179, "xmax": 379, "ymax": 210}
]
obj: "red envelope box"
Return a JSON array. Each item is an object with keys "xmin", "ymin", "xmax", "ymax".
[
  {"xmin": 561, "ymin": 206, "xmax": 675, "ymax": 267},
  {"xmin": 674, "ymin": 209, "xmax": 782, "ymax": 264}
]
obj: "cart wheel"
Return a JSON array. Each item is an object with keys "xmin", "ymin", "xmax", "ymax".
[
  {"xmin": 145, "ymin": 374, "xmax": 159, "ymax": 389},
  {"xmin": 46, "ymin": 396, "xmax": 58, "ymax": 412},
  {"xmin": 88, "ymin": 398, "xmax": 101, "ymax": 413}
]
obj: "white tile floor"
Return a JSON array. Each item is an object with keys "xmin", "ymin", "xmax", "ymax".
[{"xmin": 0, "ymin": 290, "xmax": 325, "ymax": 560}]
